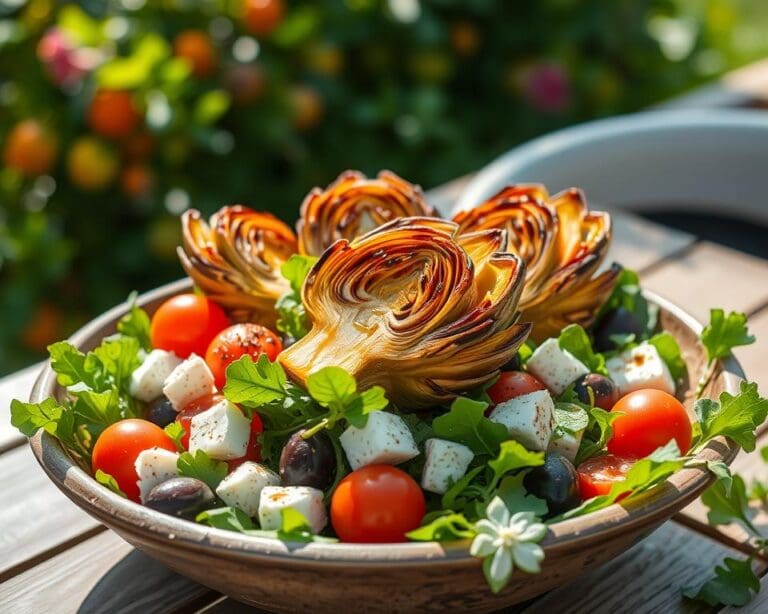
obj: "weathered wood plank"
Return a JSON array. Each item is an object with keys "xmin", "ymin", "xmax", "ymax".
[
  {"xmin": 0, "ymin": 530, "xmax": 212, "ymax": 614},
  {"xmin": 0, "ymin": 444, "xmax": 100, "ymax": 580},
  {"xmin": 519, "ymin": 522, "xmax": 762, "ymax": 614},
  {"xmin": 733, "ymin": 306, "xmax": 768, "ymax": 394},
  {"xmin": 0, "ymin": 363, "xmax": 41, "ymax": 452},
  {"xmin": 641, "ymin": 241, "xmax": 768, "ymax": 323}
]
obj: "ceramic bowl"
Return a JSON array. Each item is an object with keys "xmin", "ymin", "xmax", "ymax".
[{"xmin": 28, "ymin": 280, "xmax": 742, "ymax": 613}]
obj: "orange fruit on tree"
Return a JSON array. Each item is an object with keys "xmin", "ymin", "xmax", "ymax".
[
  {"xmin": 3, "ymin": 119, "xmax": 58, "ymax": 177},
  {"xmin": 121, "ymin": 163, "xmax": 155, "ymax": 199},
  {"xmin": 243, "ymin": 0, "xmax": 284, "ymax": 36},
  {"xmin": 88, "ymin": 89, "xmax": 141, "ymax": 139},
  {"xmin": 173, "ymin": 29, "xmax": 218, "ymax": 78},
  {"xmin": 67, "ymin": 136, "xmax": 119, "ymax": 191},
  {"xmin": 22, "ymin": 303, "xmax": 64, "ymax": 352},
  {"xmin": 290, "ymin": 85, "xmax": 324, "ymax": 132}
]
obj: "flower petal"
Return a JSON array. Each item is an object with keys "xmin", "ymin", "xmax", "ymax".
[
  {"xmin": 518, "ymin": 522, "xmax": 547, "ymax": 543},
  {"xmin": 486, "ymin": 496, "xmax": 511, "ymax": 527},
  {"xmin": 470, "ymin": 533, "xmax": 497, "ymax": 558},
  {"xmin": 474, "ymin": 519, "xmax": 500, "ymax": 536},
  {"xmin": 512, "ymin": 542, "xmax": 544, "ymax": 574},
  {"xmin": 489, "ymin": 546, "xmax": 514, "ymax": 590}
]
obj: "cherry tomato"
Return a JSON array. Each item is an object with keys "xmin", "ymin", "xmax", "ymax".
[
  {"xmin": 227, "ymin": 413, "xmax": 265, "ymax": 472},
  {"xmin": 150, "ymin": 294, "xmax": 229, "ymax": 358},
  {"xmin": 92, "ymin": 419, "xmax": 177, "ymax": 502},
  {"xmin": 608, "ymin": 389, "xmax": 692, "ymax": 458},
  {"xmin": 331, "ymin": 465, "xmax": 425, "ymax": 543},
  {"xmin": 576, "ymin": 455, "xmax": 635, "ymax": 499},
  {"xmin": 487, "ymin": 371, "xmax": 546, "ymax": 405},
  {"xmin": 176, "ymin": 393, "xmax": 224, "ymax": 449},
  {"xmin": 205, "ymin": 323, "xmax": 282, "ymax": 389}
]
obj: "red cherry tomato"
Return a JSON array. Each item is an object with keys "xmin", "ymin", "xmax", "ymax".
[
  {"xmin": 576, "ymin": 455, "xmax": 635, "ymax": 499},
  {"xmin": 150, "ymin": 294, "xmax": 229, "ymax": 358},
  {"xmin": 227, "ymin": 413, "xmax": 265, "ymax": 472},
  {"xmin": 487, "ymin": 371, "xmax": 546, "ymax": 405},
  {"xmin": 176, "ymin": 393, "xmax": 224, "ymax": 449},
  {"xmin": 331, "ymin": 465, "xmax": 426, "ymax": 543},
  {"xmin": 92, "ymin": 419, "xmax": 177, "ymax": 502},
  {"xmin": 608, "ymin": 389, "xmax": 692, "ymax": 458},
  {"xmin": 205, "ymin": 323, "xmax": 282, "ymax": 389}
]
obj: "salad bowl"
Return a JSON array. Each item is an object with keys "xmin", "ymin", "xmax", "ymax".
[{"xmin": 28, "ymin": 279, "xmax": 743, "ymax": 613}]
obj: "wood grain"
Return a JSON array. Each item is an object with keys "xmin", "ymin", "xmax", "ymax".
[
  {"xmin": 519, "ymin": 522, "xmax": 762, "ymax": 614},
  {"xmin": 0, "ymin": 530, "xmax": 212, "ymax": 614},
  {"xmin": 641, "ymin": 241, "xmax": 768, "ymax": 322},
  {"xmin": 0, "ymin": 363, "xmax": 41, "ymax": 452},
  {"xmin": 733, "ymin": 305, "xmax": 768, "ymax": 393},
  {"xmin": 0, "ymin": 445, "xmax": 100, "ymax": 579}
]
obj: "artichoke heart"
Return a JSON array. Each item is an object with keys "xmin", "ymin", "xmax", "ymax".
[
  {"xmin": 178, "ymin": 206, "xmax": 297, "ymax": 326},
  {"xmin": 453, "ymin": 185, "xmax": 620, "ymax": 342},
  {"xmin": 297, "ymin": 170, "xmax": 436, "ymax": 257},
  {"xmin": 279, "ymin": 217, "xmax": 531, "ymax": 409}
]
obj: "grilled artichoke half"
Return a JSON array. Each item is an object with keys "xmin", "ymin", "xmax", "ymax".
[
  {"xmin": 178, "ymin": 206, "xmax": 297, "ymax": 326},
  {"xmin": 279, "ymin": 217, "xmax": 531, "ymax": 409},
  {"xmin": 453, "ymin": 185, "xmax": 620, "ymax": 342},
  {"xmin": 297, "ymin": 170, "xmax": 436, "ymax": 257}
]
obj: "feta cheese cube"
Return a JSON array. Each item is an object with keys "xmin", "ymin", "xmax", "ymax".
[
  {"xmin": 421, "ymin": 438, "xmax": 474, "ymax": 494},
  {"xmin": 258, "ymin": 486, "xmax": 327, "ymax": 534},
  {"xmin": 547, "ymin": 430, "xmax": 583, "ymax": 464},
  {"xmin": 189, "ymin": 399, "xmax": 251, "ymax": 460},
  {"xmin": 129, "ymin": 349, "xmax": 182, "ymax": 403},
  {"xmin": 215, "ymin": 462, "xmax": 279, "ymax": 517},
  {"xmin": 339, "ymin": 411, "xmax": 419, "ymax": 470},
  {"xmin": 489, "ymin": 390, "xmax": 556, "ymax": 451},
  {"xmin": 606, "ymin": 341, "xmax": 676, "ymax": 397},
  {"xmin": 526, "ymin": 338, "xmax": 590, "ymax": 395},
  {"xmin": 162, "ymin": 354, "xmax": 215, "ymax": 410},
  {"xmin": 134, "ymin": 447, "xmax": 179, "ymax": 503}
]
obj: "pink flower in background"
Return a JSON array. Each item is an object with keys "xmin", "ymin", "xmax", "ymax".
[
  {"xmin": 520, "ymin": 62, "xmax": 571, "ymax": 113},
  {"xmin": 37, "ymin": 28, "xmax": 103, "ymax": 89}
]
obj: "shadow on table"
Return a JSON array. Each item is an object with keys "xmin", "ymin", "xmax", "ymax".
[{"xmin": 77, "ymin": 548, "xmax": 211, "ymax": 614}]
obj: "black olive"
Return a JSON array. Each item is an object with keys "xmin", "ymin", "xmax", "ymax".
[
  {"xmin": 574, "ymin": 373, "xmax": 618, "ymax": 411},
  {"xmin": 593, "ymin": 307, "xmax": 643, "ymax": 352},
  {"xmin": 145, "ymin": 477, "xmax": 215, "ymax": 518},
  {"xmin": 279, "ymin": 429, "xmax": 336, "ymax": 490},
  {"xmin": 143, "ymin": 396, "xmax": 178, "ymax": 428},
  {"xmin": 523, "ymin": 454, "xmax": 581, "ymax": 517}
]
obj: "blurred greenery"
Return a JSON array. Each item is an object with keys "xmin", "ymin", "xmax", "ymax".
[{"xmin": 1, "ymin": 0, "xmax": 767, "ymax": 375}]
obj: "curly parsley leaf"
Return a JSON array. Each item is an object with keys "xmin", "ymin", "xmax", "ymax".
[
  {"xmin": 558, "ymin": 324, "xmax": 607, "ymax": 375},
  {"xmin": 305, "ymin": 366, "xmax": 388, "ymax": 430},
  {"xmin": 117, "ymin": 291, "xmax": 152, "ymax": 351},
  {"xmin": 94, "ymin": 470, "xmax": 127, "ymax": 498},
  {"xmin": 224, "ymin": 354, "xmax": 289, "ymax": 407},
  {"xmin": 488, "ymin": 440, "xmax": 545, "ymax": 481},
  {"xmin": 406, "ymin": 512, "xmax": 477, "ymax": 541},
  {"xmin": 701, "ymin": 309, "xmax": 755, "ymax": 363},
  {"xmin": 648, "ymin": 332, "xmax": 686, "ymax": 381},
  {"xmin": 694, "ymin": 381, "xmax": 768, "ymax": 453},
  {"xmin": 432, "ymin": 397, "xmax": 508, "ymax": 456},
  {"xmin": 574, "ymin": 407, "xmax": 623, "ymax": 465},
  {"xmin": 275, "ymin": 255, "xmax": 318, "ymax": 340},
  {"xmin": 683, "ymin": 557, "xmax": 759, "ymax": 607},
  {"xmin": 554, "ymin": 402, "xmax": 590, "ymax": 435},
  {"xmin": 497, "ymin": 472, "xmax": 548, "ymax": 517},
  {"xmin": 177, "ymin": 450, "xmax": 228, "ymax": 491},
  {"xmin": 164, "ymin": 422, "xmax": 185, "ymax": 452},
  {"xmin": 196, "ymin": 506, "xmax": 256, "ymax": 532},
  {"xmin": 700, "ymin": 473, "xmax": 758, "ymax": 534},
  {"xmin": 10, "ymin": 398, "xmax": 75, "ymax": 446},
  {"xmin": 48, "ymin": 341, "xmax": 98, "ymax": 389},
  {"xmin": 245, "ymin": 508, "xmax": 338, "ymax": 543}
]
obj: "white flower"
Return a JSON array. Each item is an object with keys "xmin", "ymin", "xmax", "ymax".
[{"xmin": 469, "ymin": 497, "xmax": 547, "ymax": 593}]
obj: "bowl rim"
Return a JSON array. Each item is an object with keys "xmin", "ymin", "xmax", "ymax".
[{"xmin": 28, "ymin": 279, "xmax": 743, "ymax": 567}]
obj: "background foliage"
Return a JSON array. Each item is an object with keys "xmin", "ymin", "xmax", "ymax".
[{"xmin": 1, "ymin": 0, "xmax": 767, "ymax": 375}]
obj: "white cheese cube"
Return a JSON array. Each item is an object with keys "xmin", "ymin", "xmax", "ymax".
[
  {"xmin": 189, "ymin": 399, "xmax": 251, "ymax": 460},
  {"xmin": 134, "ymin": 447, "xmax": 179, "ymax": 503},
  {"xmin": 258, "ymin": 486, "xmax": 327, "ymax": 534},
  {"xmin": 129, "ymin": 349, "xmax": 182, "ymax": 403},
  {"xmin": 526, "ymin": 338, "xmax": 590, "ymax": 396},
  {"xmin": 421, "ymin": 438, "xmax": 474, "ymax": 494},
  {"xmin": 489, "ymin": 390, "xmax": 556, "ymax": 451},
  {"xmin": 162, "ymin": 354, "xmax": 216, "ymax": 410},
  {"xmin": 339, "ymin": 411, "xmax": 419, "ymax": 470},
  {"xmin": 547, "ymin": 430, "xmax": 583, "ymax": 464},
  {"xmin": 606, "ymin": 341, "xmax": 675, "ymax": 397},
  {"xmin": 215, "ymin": 462, "xmax": 279, "ymax": 517}
]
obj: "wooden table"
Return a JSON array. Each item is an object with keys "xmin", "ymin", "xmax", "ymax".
[{"xmin": 3, "ymin": 90, "xmax": 768, "ymax": 612}]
